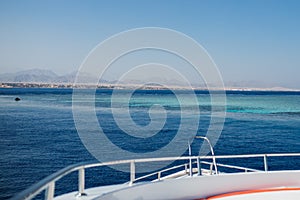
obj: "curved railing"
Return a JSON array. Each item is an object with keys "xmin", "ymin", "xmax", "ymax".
[{"xmin": 11, "ymin": 153, "xmax": 300, "ymax": 200}]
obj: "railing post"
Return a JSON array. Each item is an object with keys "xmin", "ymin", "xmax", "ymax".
[
  {"xmin": 45, "ymin": 182, "xmax": 55, "ymax": 200},
  {"xmin": 188, "ymin": 140, "xmax": 193, "ymax": 176},
  {"xmin": 264, "ymin": 154, "xmax": 268, "ymax": 172},
  {"xmin": 189, "ymin": 159, "xmax": 193, "ymax": 176},
  {"xmin": 210, "ymin": 163, "xmax": 213, "ymax": 175},
  {"xmin": 197, "ymin": 157, "xmax": 202, "ymax": 176},
  {"xmin": 212, "ymin": 156, "xmax": 218, "ymax": 174},
  {"xmin": 129, "ymin": 161, "xmax": 135, "ymax": 186},
  {"xmin": 76, "ymin": 168, "xmax": 87, "ymax": 197}
]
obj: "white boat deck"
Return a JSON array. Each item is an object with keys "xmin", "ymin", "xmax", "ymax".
[
  {"xmin": 55, "ymin": 169, "xmax": 197, "ymax": 200},
  {"xmin": 54, "ymin": 184, "xmax": 129, "ymax": 200},
  {"xmin": 53, "ymin": 170, "xmax": 300, "ymax": 200},
  {"xmin": 11, "ymin": 152, "xmax": 300, "ymax": 200}
]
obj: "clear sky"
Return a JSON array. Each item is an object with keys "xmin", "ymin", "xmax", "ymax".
[{"xmin": 0, "ymin": 0, "xmax": 299, "ymax": 88}]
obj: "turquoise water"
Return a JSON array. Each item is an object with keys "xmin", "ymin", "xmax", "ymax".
[
  {"xmin": 0, "ymin": 88, "xmax": 300, "ymax": 199},
  {"xmin": 227, "ymin": 93, "xmax": 300, "ymax": 114}
]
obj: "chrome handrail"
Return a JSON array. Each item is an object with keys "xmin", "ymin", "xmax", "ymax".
[
  {"xmin": 10, "ymin": 153, "xmax": 300, "ymax": 200},
  {"xmin": 194, "ymin": 136, "xmax": 218, "ymax": 174}
]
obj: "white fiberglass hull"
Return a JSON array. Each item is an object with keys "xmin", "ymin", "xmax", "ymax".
[{"xmin": 55, "ymin": 170, "xmax": 300, "ymax": 200}]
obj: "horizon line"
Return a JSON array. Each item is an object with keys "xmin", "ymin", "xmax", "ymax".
[{"xmin": 1, "ymin": 82, "xmax": 300, "ymax": 92}]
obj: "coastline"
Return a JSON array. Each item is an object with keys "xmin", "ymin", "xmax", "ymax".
[{"xmin": 0, "ymin": 82, "xmax": 299, "ymax": 92}]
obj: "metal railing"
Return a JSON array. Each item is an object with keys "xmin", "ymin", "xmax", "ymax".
[
  {"xmin": 11, "ymin": 153, "xmax": 300, "ymax": 200},
  {"xmin": 189, "ymin": 136, "xmax": 218, "ymax": 174}
]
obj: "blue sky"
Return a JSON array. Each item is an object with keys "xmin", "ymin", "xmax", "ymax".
[{"xmin": 0, "ymin": 0, "xmax": 299, "ymax": 88}]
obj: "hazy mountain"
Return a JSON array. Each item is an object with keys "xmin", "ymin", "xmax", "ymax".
[
  {"xmin": 0, "ymin": 69, "xmax": 296, "ymax": 91},
  {"xmin": 0, "ymin": 69, "xmax": 101, "ymax": 83},
  {"xmin": 0, "ymin": 69, "xmax": 58, "ymax": 83},
  {"xmin": 55, "ymin": 71, "xmax": 77, "ymax": 83}
]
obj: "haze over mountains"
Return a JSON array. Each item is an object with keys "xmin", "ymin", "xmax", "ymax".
[
  {"xmin": 0, "ymin": 69, "xmax": 94, "ymax": 83},
  {"xmin": 0, "ymin": 68, "xmax": 193, "ymax": 86},
  {"xmin": 0, "ymin": 68, "xmax": 297, "ymax": 91}
]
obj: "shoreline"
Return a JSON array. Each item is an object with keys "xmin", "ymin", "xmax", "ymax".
[{"xmin": 1, "ymin": 82, "xmax": 299, "ymax": 92}]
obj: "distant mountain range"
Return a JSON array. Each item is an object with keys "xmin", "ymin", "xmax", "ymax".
[
  {"xmin": 0, "ymin": 69, "xmax": 72, "ymax": 83},
  {"xmin": 0, "ymin": 68, "xmax": 191, "ymax": 86},
  {"xmin": 0, "ymin": 68, "xmax": 297, "ymax": 91},
  {"xmin": 0, "ymin": 69, "xmax": 98, "ymax": 83},
  {"xmin": 0, "ymin": 69, "xmax": 202, "ymax": 87}
]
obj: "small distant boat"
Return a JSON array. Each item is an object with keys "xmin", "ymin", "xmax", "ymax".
[
  {"xmin": 11, "ymin": 137, "xmax": 300, "ymax": 200},
  {"xmin": 14, "ymin": 97, "xmax": 21, "ymax": 101}
]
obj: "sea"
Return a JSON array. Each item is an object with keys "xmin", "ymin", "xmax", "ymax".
[{"xmin": 0, "ymin": 88, "xmax": 300, "ymax": 199}]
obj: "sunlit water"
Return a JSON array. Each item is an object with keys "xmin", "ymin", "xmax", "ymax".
[{"xmin": 0, "ymin": 88, "xmax": 300, "ymax": 199}]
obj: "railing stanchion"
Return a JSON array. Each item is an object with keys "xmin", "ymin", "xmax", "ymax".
[
  {"xmin": 129, "ymin": 161, "xmax": 135, "ymax": 186},
  {"xmin": 188, "ymin": 140, "xmax": 193, "ymax": 176},
  {"xmin": 197, "ymin": 157, "xmax": 202, "ymax": 176},
  {"xmin": 45, "ymin": 182, "xmax": 55, "ymax": 200},
  {"xmin": 76, "ymin": 167, "xmax": 87, "ymax": 197},
  {"xmin": 189, "ymin": 158, "xmax": 193, "ymax": 176},
  {"xmin": 185, "ymin": 164, "xmax": 188, "ymax": 174},
  {"xmin": 264, "ymin": 154, "xmax": 268, "ymax": 172}
]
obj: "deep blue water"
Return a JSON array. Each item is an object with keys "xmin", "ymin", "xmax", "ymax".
[{"xmin": 0, "ymin": 88, "xmax": 300, "ymax": 199}]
